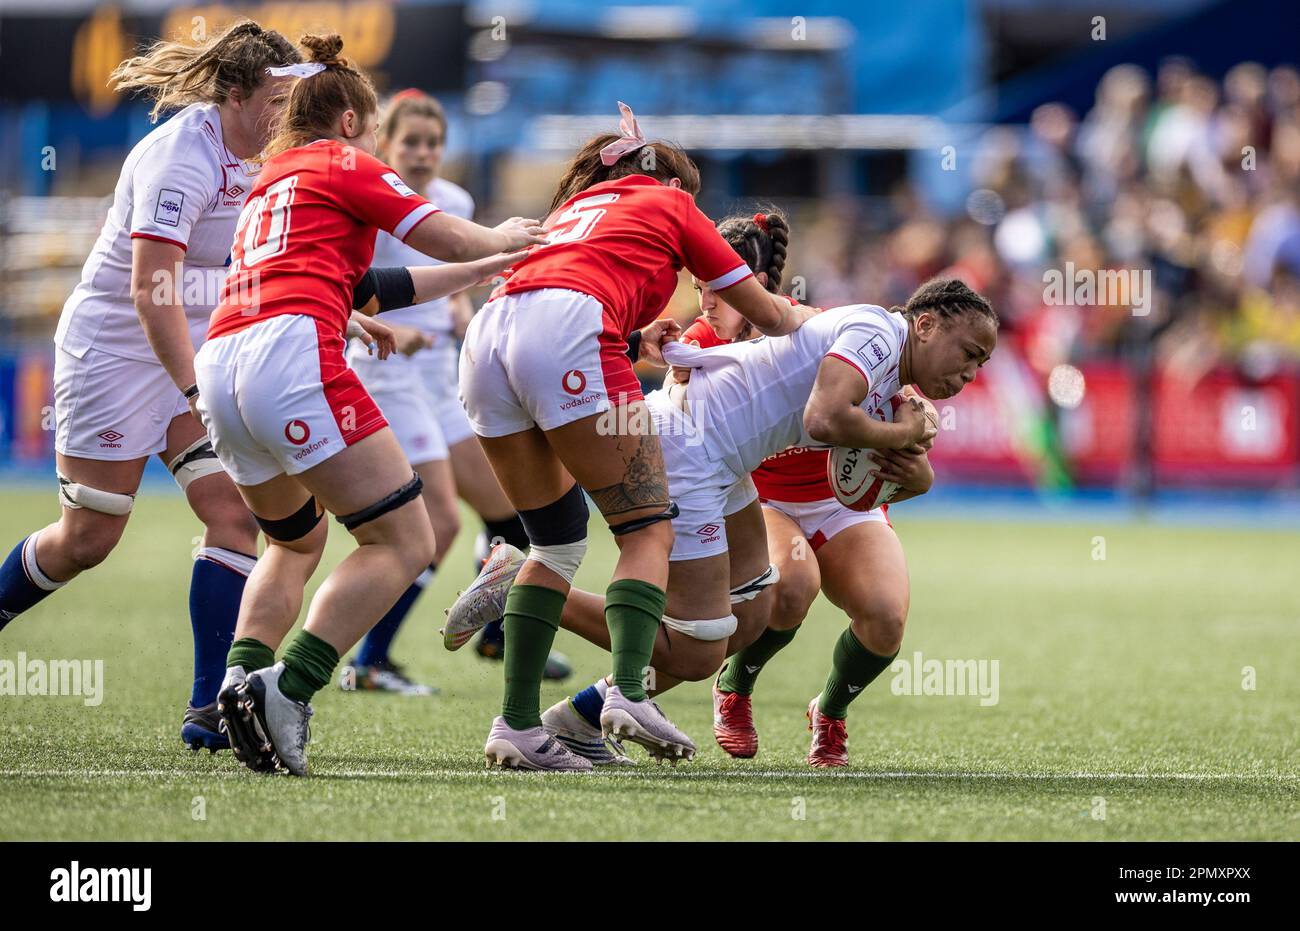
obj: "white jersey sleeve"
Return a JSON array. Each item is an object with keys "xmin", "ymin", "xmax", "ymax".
[
  {"xmin": 129, "ymin": 129, "xmax": 221, "ymax": 249},
  {"xmin": 826, "ymin": 310, "xmax": 905, "ymax": 391},
  {"xmin": 368, "ymin": 177, "xmax": 475, "ymax": 334}
]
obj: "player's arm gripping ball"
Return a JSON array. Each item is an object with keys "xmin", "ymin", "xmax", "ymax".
[{"xmin": 805, "ymin": 357, "xmax": 931, "ymax": 450}]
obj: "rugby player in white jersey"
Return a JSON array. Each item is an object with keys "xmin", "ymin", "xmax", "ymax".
[
  {"xmin": 0, "ymin": 22, "xmax": 301, "ymax": 751},
  {"xmin": 447, "ymin": 278, "xmax": 997, "ymax": 763}
]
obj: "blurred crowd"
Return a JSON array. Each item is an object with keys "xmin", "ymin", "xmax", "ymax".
[{"xmin": 791, "ymin": 59, "xmax": 1300, "ymax": 384}]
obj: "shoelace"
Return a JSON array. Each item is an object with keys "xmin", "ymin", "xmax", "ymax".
[
  {"xmin": 813, "ymin": 713, "xmax": 846, "ymax": 755},
  {"xmin": 718, "ymin": 691, "xmax": 753, "ymax": 731}
]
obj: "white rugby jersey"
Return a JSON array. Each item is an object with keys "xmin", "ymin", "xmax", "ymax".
[
  {"xmin": 55, "ymin": 103, "xmax": 258, "ymax": 362},
  {"xmin": 370, "ymin": 176, "xmax": 475, "ymax": 334},
  {"xmin": 660, "ymin": 304, "xmax": 908, "ymax": 478}
]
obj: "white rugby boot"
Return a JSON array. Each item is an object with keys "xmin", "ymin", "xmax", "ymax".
[
  {"xmin": 442, "ymin": 544, "xmax": 526, "ymax": 651},
  {"xmin": 484, "ymin": 716, "xmax": 594, "ymax": 772},
  {"xmin": 541, "ymin": 697, "xmax": 636, "ymax": 766},
  {"xmin": 217, "ymin": 665, "xmax": 275, "ymax": 773},
  {"xmin": 241, "ymin": 663, "xmax": 313, "ymax": 777},
  {"xmin": 599, "ymin": 685, "xmax": 696, "ymax": 763}
]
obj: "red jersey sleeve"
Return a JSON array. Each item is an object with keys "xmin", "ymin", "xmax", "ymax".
[
  {"xmin": 332, "ymin": 149, "xmax": 440, "ymax": 242},
  {"xmin": 675, "ymin": 192, "xmax": 753, "ymax": 292}
]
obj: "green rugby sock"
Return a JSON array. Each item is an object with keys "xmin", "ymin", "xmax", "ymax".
[
  {"xmin": 718, "ymin": 624, "xmax": 801, "ymax": 696},
  {"xmin": 278, "ymin": 630, "xmax": 339, "ymax": 704},
  {"xmin": 501, "ymin": 584, "xmax": 566, "ymax": 730},
  {"xmin": 818, "ymin": 627, "xmax": 896, "ymax": 720},
  {"xmin": 605, "ymin": 578, "xmax": 665, "ymax": 701},
  {"xmin": 226, "ymin": 637, "xmax": 275, "ymax": 675}
]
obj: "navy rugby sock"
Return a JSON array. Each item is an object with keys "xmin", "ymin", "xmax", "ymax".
[
  {"xmin": 356, "ymin": 563, "xmax": 436, "ymax": 666},
  {"xmin": 0, "ymin": 533, "xmax": 65, "ymax": 631},
  {"xmin": 189, "ymin": 548, "xmax": 255, "ymax": 706}
]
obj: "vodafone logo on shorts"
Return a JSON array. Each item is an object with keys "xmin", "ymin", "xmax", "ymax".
[
  {"xmin": 284, "ymin": 420, "xmax": 311, "ymax": 445},
  {"xmin": 562, "ymin": 370, "xmax": 587, "ymax": 395}
]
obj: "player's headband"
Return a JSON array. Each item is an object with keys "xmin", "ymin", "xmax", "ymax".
[
  {"xmin": 267, "ymin": 62, "xmax": 326, "ymax": 79},
  {"xmin": 599, "ymin": 101, "xmax": 648, "ymax": 166}
]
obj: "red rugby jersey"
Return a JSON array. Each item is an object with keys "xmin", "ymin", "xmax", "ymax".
[
  {"xmin": 682, "ymin": 313, "xmax": 834, "ymax": 502},
  {"xmin": 493, "ymin": 175, "xmax": 751, "ymax": 337},
  {"xmin": 209, "ymin": 140, "xmax": 439, "ymax": 339}
]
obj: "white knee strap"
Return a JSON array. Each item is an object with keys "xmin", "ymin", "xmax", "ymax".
[
  {"xmin": 57, "ymin": 473, "xmax": 134, "ymax": 516},
  {"xmin": 661, "ymin": 613, "xmax": 738, "ymax": 642},
  {"xmin": 730, "ymin": 564, "xmax": 781, "ymax": 605},
  {"xmin": 168, "ymin": 436, "xmax": 225, "ymax": 492},
  {"xmin": 526, "ymin": 538, "xmax": 587, "ymax": 585}
]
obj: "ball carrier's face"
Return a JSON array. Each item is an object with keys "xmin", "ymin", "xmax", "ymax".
[{"xmin": 903, "ymin": 310, "xmax": 998, "ymax": 400}]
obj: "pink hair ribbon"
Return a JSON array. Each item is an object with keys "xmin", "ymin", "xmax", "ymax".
[{"xmin": 599, "ymin": 101, "xmax": 648, "ymax": 166}]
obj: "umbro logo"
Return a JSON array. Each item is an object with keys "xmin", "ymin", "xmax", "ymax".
[
  {"xmin": 696, "ymin": 524, "xmax": 720, "ymax": 537},
  {"xmin": 97, "ymin": 430, "xmax": 124, "ymax": 443}
]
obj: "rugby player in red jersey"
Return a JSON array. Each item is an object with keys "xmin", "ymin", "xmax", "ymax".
[
  {"xmin": 448, "ymin": 102, "xmax": 816, "ymax": 770},
  {"xmin": 194, "ymin": 35, "xmax": 545, "ymax": 776}
]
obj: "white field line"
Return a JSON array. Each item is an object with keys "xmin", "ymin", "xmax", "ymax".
[{"xmin": 0, "ymin": 768, "xmax": 1294, "ymax": 782}]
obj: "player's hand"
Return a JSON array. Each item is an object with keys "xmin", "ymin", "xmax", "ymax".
[
  {"xmin": 495, "ymin": 217, "xmax": 549, "ymax": 251},
  {"xmin": 348, "ymin": 314, "xmax": 398, "ymax": 360},
  {"xmin": 872, "ymin": 447, "xmax": 933, "ymax": 494},
  {"xmin": 388, "ymin": 323, "xmax": 434, "ymax": 357},
  {"xmin": 638, "ymin": 318, "xmax": 682, "ymax": 365},
  {"xmin": 474, "ymin": 250, "xmax": 529, "ymax": 285},
  {"xmin": 897, "ymin": 396, "xmax": 936, "ymax": 447},
  {"xmin": 669, "ymin": 366, "xmax": 692, "ymax": 384}
]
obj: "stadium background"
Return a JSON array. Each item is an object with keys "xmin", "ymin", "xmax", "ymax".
[
  {"xmin": 0, "ymin": 0, "xmax": 1297, "ymax": 844},
  {"xmin": 1, "ymin": 0, "xmax": 1299, "ymax": 504}
]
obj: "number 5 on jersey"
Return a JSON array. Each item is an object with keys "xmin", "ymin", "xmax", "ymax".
[
  {"xmin": 544, "ymin": 192, "xmax": 619, "ymax": 246},
  {"xmin": 231, "ymin": 175, "xmax": 299, "ymax": 273}
]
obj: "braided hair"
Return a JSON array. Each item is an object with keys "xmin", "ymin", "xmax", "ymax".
[
  {"xmin": 716, "ymin": 209, "xmax": 789, "ymax": 294},
  {"xmin": 706, "ymin": 209, "xmax": 791, "ymax": 342},
  {"xmin": 897, "ymin": 277, "xmax": 998, "ymax": 327}
]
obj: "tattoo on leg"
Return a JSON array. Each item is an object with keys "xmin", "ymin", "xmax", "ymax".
[{"xmin": 588, "ymin": 434, "xmax": 670, "ymax": 517}]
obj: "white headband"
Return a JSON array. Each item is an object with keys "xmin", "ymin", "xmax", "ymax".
[{"xmin": 267, "ymin": 63, "xmax": 326, "ymax": 79}]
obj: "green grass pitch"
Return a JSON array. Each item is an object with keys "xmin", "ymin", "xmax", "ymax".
[{"xmin": 1, "ymin": 486, "xmax": 1296, "ymax": 840}]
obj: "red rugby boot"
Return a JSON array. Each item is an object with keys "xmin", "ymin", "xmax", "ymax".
[
  {"xmin": 806, "ymin": 696, "xmax": 848, "ymax": 768},
  {"xmin": 712, "ymin": 674, "xmax": 758, "ymax": 758}
]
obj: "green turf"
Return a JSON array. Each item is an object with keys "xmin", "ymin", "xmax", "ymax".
[{"xmin": 1, "ymin": 487, "xmax": 1296, "ymax": 840}]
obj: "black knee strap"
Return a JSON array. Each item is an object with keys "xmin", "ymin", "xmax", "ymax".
[
  {"xmin": 610, "ymin": 501, "xmax": 680, "ymax": 536},
  {"xmin": 517, "ymin": 482, "xmax": 589, "ymax": 546},
  {"xmin": 257, "ymin": 496, "xmax": 323, "ymax": 542},
  {"xmin": 337, "ymin": 473, "xmax": 423, "ymax": 531},
  {"xmin": 483, "ymin": 513, "xmax": 530, "ymax": 551}
]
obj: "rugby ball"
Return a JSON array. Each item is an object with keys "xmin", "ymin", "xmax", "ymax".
[{"xmin": 827, "ymin": 394, "xmax": 904, "ymax": 512}]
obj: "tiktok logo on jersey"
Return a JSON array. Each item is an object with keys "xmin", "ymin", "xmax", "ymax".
[
  {"xmin": 284, "ymin": 420, "xmax": 311, "ymax": 445},
  {"xmin": 561, "ymin": 370, "xmax": 587, "ymax": 395}
]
